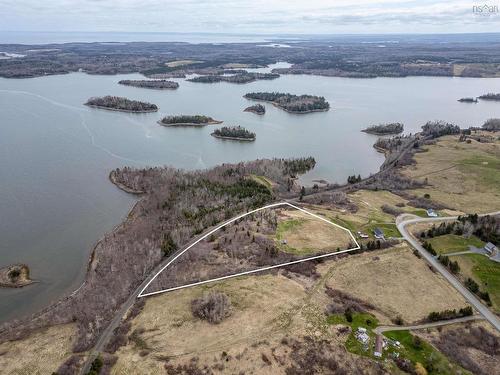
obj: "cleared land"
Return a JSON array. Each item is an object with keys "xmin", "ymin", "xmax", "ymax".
[
  {"xmin": 322, "ymin": 244, "xmax": 467, "ymax": 323},
  {"xmin": 0, "ymin": 324, "xmax": 77, "ymax": 374},
  {"xmin": 275, "ymin": 209, "xmax": 353, "ymax": 255},
  {"xmin": 453, "ymin": 253, "xmax": 500, "ymax": 313},
  {"xmin": 401, "ymin": 133, "xmax": 500, "ymax": 213},
  {"xmin": 427, "ymin": 234, "xmax": 485, "ymax": 255}
]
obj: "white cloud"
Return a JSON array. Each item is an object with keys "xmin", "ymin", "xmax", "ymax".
[{"xmin": 0, "ymin": 0, "xmax": 499, "ymax": 34}]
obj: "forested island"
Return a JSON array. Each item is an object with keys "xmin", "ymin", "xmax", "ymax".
[
  {"xmin": 158, "ymin": 115, "xmax": 222, "ymax": 127},
  {"xmin": 85, "ymin": 96, "xmax": 158, "ymax": 112},
  {"xmin": 211, "ymin": 126, "xmax": 256, "ymax": 141},
  {"xmin": 118, "ymin": 79, "xmax": 179, "ymax": 89},
  {"xmin": 188, "ymin": 72, "xmax": 279, "ymax": 84},
  {"xmin": 458, "ymin": 97, "xmax": 478, "ymax": 103},
  {"xmin": 244, "ymin": 92, "xmax": 330, "ymax": 113},
  {"xmin": 478, "ymin": 93, "xmax": 500, "ymax": 101},
  {"xmin": 362, "ymin": 122, "xmax": 404, "ymax": 135},
  {"xmin": 244, "ymin": 104, "xmax": 265, "ymax": 115},
  {"xmin": 0, "ymin": 264, "xmax": 33, "ymax": 288}
]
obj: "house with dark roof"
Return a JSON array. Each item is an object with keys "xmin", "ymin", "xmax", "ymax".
[{"xmin": 373, "ymin": 228, "xmax": 384, "ymax": 240}]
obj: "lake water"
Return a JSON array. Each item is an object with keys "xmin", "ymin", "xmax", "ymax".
[{"xmin": 1, "ymin": 66, "xmax": 500, "ymax": 322}]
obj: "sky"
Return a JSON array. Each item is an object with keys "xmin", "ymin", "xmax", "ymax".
[{"xmin": 0, "ymin": 0, "xmax": 499, "ymax": 34}]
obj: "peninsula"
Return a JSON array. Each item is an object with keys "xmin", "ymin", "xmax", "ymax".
[
  {"xmin": 118, "ymin": 79, "xmax": 179, "ymax": 89},
  {"xmin": 244, "ymin": 104, "xmax": 265, "ymax": 115},
  {"xmin": 85, "ymin": 96, "xmax": 158, "ymax": 113},
  {"xmin": 478, "ymin": 93, "xmax": 500, "ymax": 101},
  {"xmin": 211, "ymin": 126, "xmax": 256, "ymax": 141},
  {"xmin": 0, "ymin": 264, "xmax": 33, "ymax": 288},
  {"xmin": 158, "ymin": 115, "xmax": 223, "ymax": 127},
  {"xmin": 362, "ymin": 122, "xmax": 404, "ymax": 135},
  {"xmin": 243, "ymin": 92, "xmax": 330, "ymax": 113}
]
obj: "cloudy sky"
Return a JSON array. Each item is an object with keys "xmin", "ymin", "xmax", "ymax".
[{"xmin": 0, "ymin": 0, "xmax": 499, "ymax": 34}]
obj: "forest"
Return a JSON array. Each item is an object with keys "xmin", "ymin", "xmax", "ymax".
[
  {"xmin": 85, "ymin": 96, "xmax": 158, "ymax": 112},
  {"xmin": 244, "ymin": 104, "xmax": 265, "ymax": 115},
  {"xmin": 118, "ymin": 80, "xmax": 179, "ymax": 89},
  {"xmin": 212, "ymin": 126, "xmax": 256, "ymax": 140},
  {"xmin": 159, "ymin": 115, "xmax": 221, "ymax": 125},
  {"xmin": 482, "ymin": 118, "xmax": 500, "ymax": 131},
  {"xmin": 478, "ymin": 93, "xmax": 500, "ymax": 101},
  {"xmin": 362, "ymin": 123, "xmax": 404, "ymax": 135},
  {"xmin": 244, "ymin": 92, "xmax": 330, "ymax": 113},
  {"xmin": 188, "ymin": 72, "xmax": 279, "ymax": 84}
]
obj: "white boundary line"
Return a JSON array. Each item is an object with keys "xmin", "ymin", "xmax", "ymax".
[{"xmin": 138, "ymin": 202, "xmax": 360, "ymax": 298}]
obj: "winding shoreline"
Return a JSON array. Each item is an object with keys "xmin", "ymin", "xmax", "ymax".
[{"xmin": 210, "ymin": 133, "xmax": 256, "ymax": 141}]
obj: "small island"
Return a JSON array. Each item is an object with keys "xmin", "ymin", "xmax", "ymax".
[
  {"xmin": 0, "ymin": 264, "xmax": 33, "ymax": 288},
  {"xmin": 85, "ymin": 96, "xmax": 158, "ymax": 113},
  {"xmin": 211, "ymin": 126, "xmax": 256, "ymax": 141},
  {"xmin": 458, "ymin": 97, "xmax": 478, "ymax": 103},
  {"xmin": 243, "ymin": 92, "xmax": 330, "ymax": 113},
  {"xmin": 158, "ymin": 115, "xmax": 223, "ymax": 127},
  {"xmin": 478, "ymin": 93, "xmax": 500, "ymax": 101},
  {"xmin": 188, "ymin": 73, "xmax": 279, "ymax": 84},
  {"xmin": 244, "ymin": 104, "xmax": 265, "ymax": 115},
  {"xmin": 118, "ymin": 79, "xmax": 179, "ymax": 90},
  {"xmin": 362, "ymin": 122, "xmax": 404, "ymax": 135}
]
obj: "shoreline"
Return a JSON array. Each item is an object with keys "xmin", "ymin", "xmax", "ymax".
[
  {"xmin": 361, "ymin": 129, "xmax": 403, "ymax": 136},
  {"xmin": 84, "ymin": 104, "xmax": 158, "ymax": 113},
  {"xmin": 109, "ymin": 170, "xmax": 145, "ymax": 194},
  {"xmin": 157, "ymin": 119, "xmax": 223, "ymax": 127},
  {"xmin": 210, "ymin": 133, "xmax": 256, "ymax": 141}
]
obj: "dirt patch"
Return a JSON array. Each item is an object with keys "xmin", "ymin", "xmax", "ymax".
[
  {"xmin": 321, "ymin": 244, "xmax": 467, "ymax": 323},
  {"xmin": 0, "ymin": 324, "xmax": 76, "ymax": 374}
]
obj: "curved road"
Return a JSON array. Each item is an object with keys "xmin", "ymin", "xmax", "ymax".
[{"xmin": 397, "ymin": 212, "xmax": 500, "ymax": 332}]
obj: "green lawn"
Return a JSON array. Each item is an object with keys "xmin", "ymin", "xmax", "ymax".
[
  {"xmin": 327, "ymin": 313, "xmax": 379, "ymax": 358},
  {"xmin": 427, "ymin": 234, "xmax": 485, "ymax": 255},
  {"xmin": 459, "ymin": 253, "xmax": 500, "ymax": 313},
  {"xmin": 249, "ymin": 174, "xmax": 273, "ymax": 191},
  {"xmin": 275, "ymin": 218, "xmax": 309, "ymax": 255},
  {"xmin": 384, "ymin": 330, "xmax": 468, "ymax": 375},
  {"xmin": 459, "ymin": 155, "xmax": 500, "ymax": 189},
  {"xmin": 364, "ymin": 223, "xmax": 401, "ymax": 238}
]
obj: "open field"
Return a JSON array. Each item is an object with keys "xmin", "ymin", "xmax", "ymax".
[
  {"xmin": 402, "ymin": 133, "xmax": 500, "ymax": 213},
  {"xmin": 165, "ymin": 60, "xmax": 202, "ymax": 67},
  {"xmin": 0, "ymin": 324, "xmax": 76, "ymax": 374},
  {"xmin": 111, "ymin": 239, "xmax": 473, "ymax": 374},
  {"xmin": 321, "ymin": 244, "xmax": 467, "ymax": 323},
  {"xmin": 275, "ymin": 209, "xmax": 353, "ymax": 255},
  {"xmin": 427, "ymin": 234, "xmax": 485, "ymax": 255},
  {"xmin": 453, "ymin": 253, "xmax": 500, "ymax": 313},
  {"xmin": 112, "ymin": 272, "xmax": 388, "ymax": 375}
]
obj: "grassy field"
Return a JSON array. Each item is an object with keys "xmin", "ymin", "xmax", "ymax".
[
  {"xmin": 275, "ymin": 208, "xmax": 352, "ymax": 255},
  {"xmin": 427, "ymin": 234, "xmax": 485, "ymax": 254},
  {"xmin": 454, "ymin": 253, "xmax": 500, "ymax": 313},
  {"xmin": 248, "ymin": 174, "xmax": 274, "ymax": 191},
  {"xmin": 321, "ymin": 244, "xmax": 467, "ymax": 323},
  {"xmin": 165, "ymin": 59, "xmax": 202, "ymax": 67},
  {"xmin": 402, "ymin": 133, "xmax": 500, "ymax": 213},
  {"xmin": 0, "ymin": 324, "xmax": 76, "ymax": 374}
]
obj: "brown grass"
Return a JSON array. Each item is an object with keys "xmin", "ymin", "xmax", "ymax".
[
  {"xmin": 401, "ymin": 133, "xmax": 500, "ymax": 213},
  {"xmin": 0, "ymin": 324, "xmax": 76, "ymax": 374},
  {"xmin": 321, "ymin": 244, "xmax": 467, "ymax": 323}
]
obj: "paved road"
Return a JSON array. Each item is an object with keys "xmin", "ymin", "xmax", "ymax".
[
  {"xmin": 397, "ymin": 212, "xmax": 500, "ymax": 332},
  {"xmin": 374, "ymin": 315, "xmax": 484, "ymax": 335}
]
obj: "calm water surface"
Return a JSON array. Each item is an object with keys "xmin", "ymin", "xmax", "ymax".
[{"xmin": 1, "ymin": 67, "xmax": 500, "ymax": 322}]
